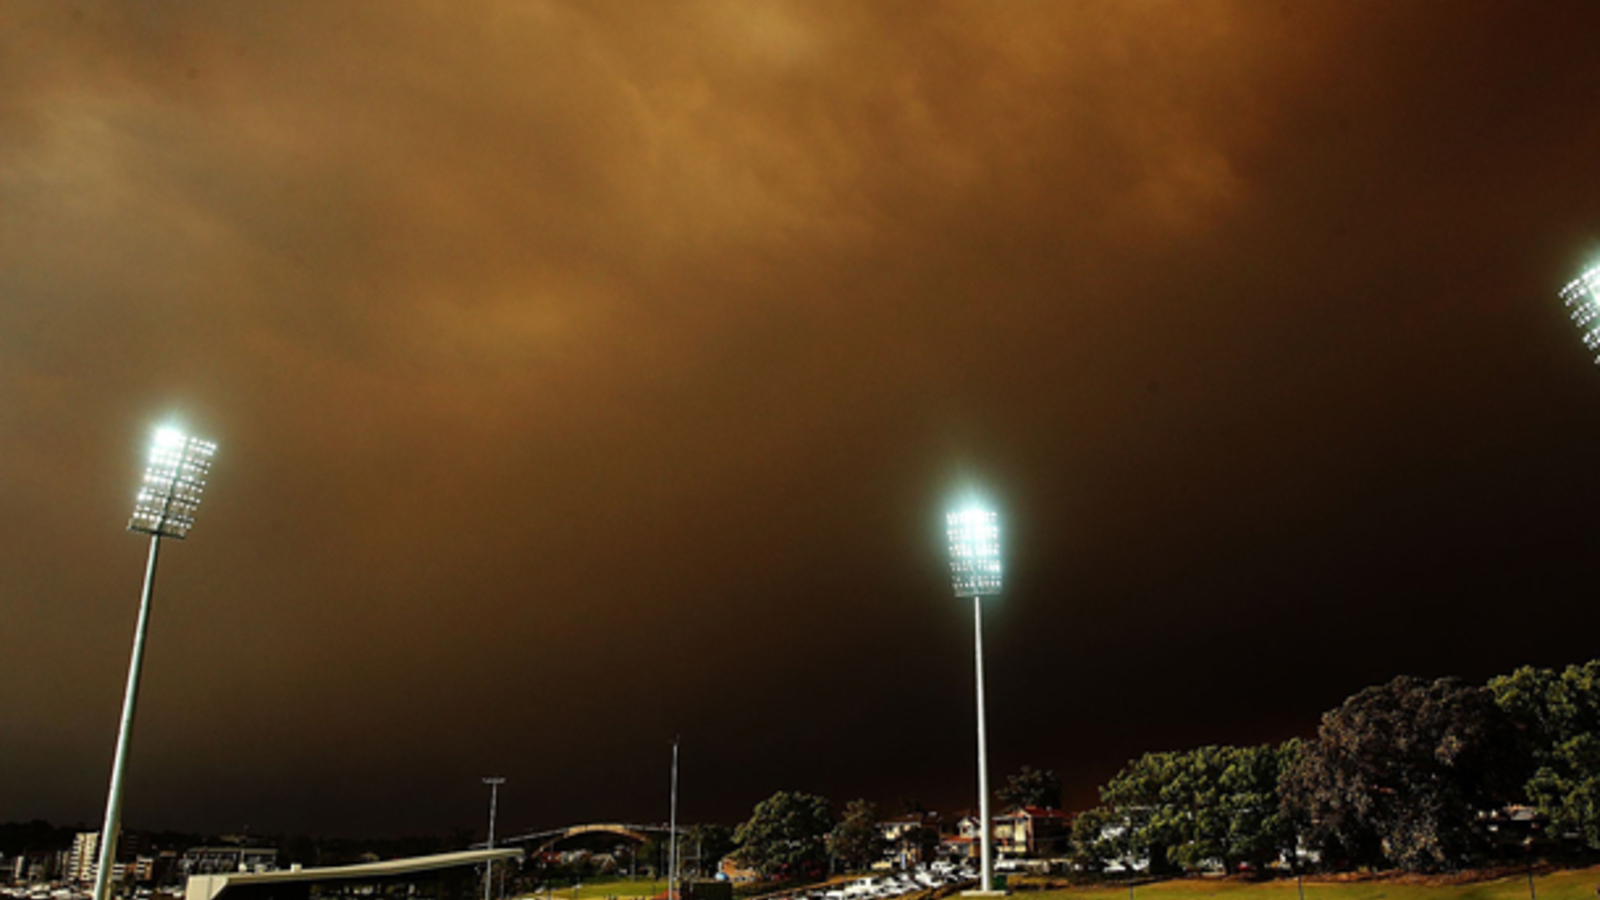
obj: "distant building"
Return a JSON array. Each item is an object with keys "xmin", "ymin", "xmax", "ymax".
[
  {"xmin": 69, "ymin": 832, "xmax": 101, "ymax": 885},
  {"xmin": 716, "ymin": 856, "xmax": 758, "ymax": 884},
  {"xmin": 129, "ymin": 856, "xmax": 157, "ymax": 884},
  {"xmin": 992, "ymin": 807, "xmax": 1070, "ymax": 858},
  {"xmin": 13, "ymin": 850, "xmax": 61, "ymax": 883},
  {"xmin": 182, "ymin": 847, "xmax": 278, "ymax": 876},
  {"xmin": 936, "ymin": 834, "xmax": 976, "ymax": 862},
  {"xmin": 151, "ymin": 850, "xmax": 184, "ymax": 886},
  {"xmin": 1479, "ymin": 804, "xmax": 1553, "ymax": 853},
  {"xmin": 877, "ymin": 812, "xmax": 940, "ymax": 868}
]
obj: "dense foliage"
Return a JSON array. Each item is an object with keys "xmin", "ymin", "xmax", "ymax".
[
  {"xmin": 1282, "ymin": 676, "xmax": 1524, "ymax": 872},
  {"xmin": 1491, "ymin": 661, "xmax": 1600, "ymax": 850},
  {"xmin": 999, "ymin": 766, "xmax": 1063, "ymax": 810},
  {"xmin": 731, "ymin": 790, "xmax": 835, "ymax": 878},
  {"xmin": 828, "ymin": 799, "xmax": 889, "ymax": 872},
  {"xmin": 0, "ymin": 820, "xmax": 85, "ymax": 856},
  {"xmin": 681, "ymin": 823, "xmax": 736, "ymax": 878},
  {"xmin": 1071, "ymin": 742, "xmax": 1298, "ymax": 874},
  {"xmin": 1071, "ymin": 660, "xmax": 1600, "ymax": 875}
]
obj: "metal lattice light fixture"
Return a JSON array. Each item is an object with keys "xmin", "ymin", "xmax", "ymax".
[
  {"xmin": 1560, "ymin": 262, "xmax": 1600, "ymax": 365},
  {"xmin": 128, "ymin": 427, "xmax": 217, "ymax": 539}
]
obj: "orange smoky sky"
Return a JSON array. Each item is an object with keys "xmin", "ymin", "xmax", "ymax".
[{"xmin": 6, "ymin": 1, "xmax": 1600, "ymax": 837}]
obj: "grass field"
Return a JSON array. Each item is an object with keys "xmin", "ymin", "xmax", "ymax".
[
  {"xmin": 1024, "ymin": 866, "xmax": 1600, "ymax": 900},
  {"xmin": 514, "ymin": 878, "xmax": 669, "ymax": 900}
]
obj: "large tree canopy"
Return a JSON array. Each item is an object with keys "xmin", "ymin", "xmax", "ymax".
[
  {"xmin": 1282, "ymin": 675, "xmax": 1524, "ymax": 872},
  {"xmin": 1071, "ymin": 742, "xmax": 1297, "ymax": 874},
  {"xmin": 827, "ymin": 799, "xmax": 888, "ymax": 873},
  {"xmin": 1491, "ymin": 661, "xmax": 1600, "ymax": 849},
  {"xmin": 732, "ymin": 791, "xmax": 835, "ymax": 878},
  {"xmin": 1070, "ymin": 659, "xmax": 1600, "ymax": 876}
]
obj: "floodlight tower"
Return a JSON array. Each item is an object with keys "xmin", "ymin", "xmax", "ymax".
[
  {"xmin": 93, "ymin": 426, "xmax": 217, "ymax": 900},
  {"xmin": 946, "ymin": 504, "xmax": 1003, "ymax": 895},
  {"xmin": 483, "ymin": 777, "xmax": 506, "ymax": 900},
  {"xmin": 1560, "ymin": 262, "xmax": 1600, "ymax": 364}
]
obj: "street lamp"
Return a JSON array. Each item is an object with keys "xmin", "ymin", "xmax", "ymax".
[
  {"xmin": 946, "ymin": 503, "xmax": 1002, "ymax": 895},
  {"xmin": 483, "ymin": 777, "xmax": 506, "ymax": 900},
  {"xmin": 1560, "ymin": 262, "xmax": 1600, "ymax": 365},
  {"xmin": 93, "ymin": 426, "xmax": 217, "ymax": 900}
]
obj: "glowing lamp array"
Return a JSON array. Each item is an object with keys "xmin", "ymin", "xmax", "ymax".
[
  {"xmin": 947, "ymin": 506, "xmax": 1002, "ymax": 598},
  {"xmin": 1560, "ymin": 262, "xmax": 1600, "ymax": 364},
  {"xmin": 128, "ymin": 427, "xmax": 218, "ymax": 539}
]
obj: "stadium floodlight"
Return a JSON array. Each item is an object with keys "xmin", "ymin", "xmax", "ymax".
[
  {"xmin": 128, "ymin": 427, "xmax": 216, "ymax": 538},
  {"xmin": 1561, "ymin": 263, "xmax": 1600, "ymax": 365},
  {"xmin": 948, "ymin": 507, "xmax": 1002, "ymax": 598},
  {"xmin": 946, "ymin": 502, "xmax": 1004, "ymax": 896},
  {"xmin": 93, "ymin": 426, "xmax": 217, "ymax": 900}
]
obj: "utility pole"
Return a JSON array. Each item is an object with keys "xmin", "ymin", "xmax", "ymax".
[
  {"xmin": 483, "ymin": 777, "xmax": 506, "ymax": 900},
  {"xmin": 668, "ymin": 737, "xmax": 680, "ymax": 900}
]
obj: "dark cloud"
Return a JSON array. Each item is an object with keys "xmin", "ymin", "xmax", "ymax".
[{"xmin": 6, "ymin": 1, "xmax": 1600, "ymax": 836}]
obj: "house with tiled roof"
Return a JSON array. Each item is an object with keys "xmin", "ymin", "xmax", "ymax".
[{"xmin": 992, "ymin": 807, "xmax": 1071, "ymax": 858}]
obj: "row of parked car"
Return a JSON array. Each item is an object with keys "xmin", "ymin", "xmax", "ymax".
[{"xmin": 776, "ymin": 861, "xmax": 977, "ymax": 900}]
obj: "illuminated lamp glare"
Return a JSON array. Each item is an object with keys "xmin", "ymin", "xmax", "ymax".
[
  {"xmin": 1560, "ymin": 262, "xmax": 1600, "ymax": 364},
  {"xmin": 946, "ymin": 505, "xmax": 1002, "ymax": 598},
  {"xmin": 128, "ymin": 427, "xmax": 217, "ymax": 540}
]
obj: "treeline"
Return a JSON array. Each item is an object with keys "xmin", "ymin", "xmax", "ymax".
[
  {"xmin": 726, "ymin": 769, "xmax": 1067, "ymax": 881},
  {"xmin": 1069, "ymin": 659, "xmax": 1600, "ymax": 874},
  {"xmin": 0, "ymin": 821, "xmax": 94, "ymax": 856},
  {"xmin": 0, "ymin": 821, "xmax": 206, "ymax": 858}
]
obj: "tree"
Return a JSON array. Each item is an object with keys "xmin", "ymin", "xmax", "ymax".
[
  {"xmin": 828, "ymin": 799, "xmax": 888, "ymax": 873},
  {"xmin": 681, "ymin": 824, "xmax": 736, "ymax": 879},
  {"xmin": 1491, "ymin": 660, "xmax": 1600, "ymax": 848},
  {"xmin": 998, "ymin": 766, "xmax": 1063, "ymax": 810},
  {"xmin": 1094, "ymin": 751, "xmax": 1182, "ymax": 874},
  {"xmin": 732, "ymin": 791, "xmax": 835, "ymax": 879},
  {"xmin": 1069, "ymin": 742, "xmax": 1298, "ymax": 875},
  {"xmin": 1221, "ymin": 741, "xmax": 1301, "ymax": 872},
  {"xmin": 1069, "ymin": 804, "xmax": 1138, "ymax": 873},
  {"xmin": 1281, "ymin": 675, "xmax": 1524, "ymax": 872}
]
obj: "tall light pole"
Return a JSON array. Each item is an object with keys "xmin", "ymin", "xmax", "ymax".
[
  {"xmin": 667, "ymin": 737, "xmax": 680, "ymax": 900},
  {"xmin": 946, "ymin": 504, "xmax": 1002, "ymax": 895},
  {"xmin": 93, "ymin": 426, "xmax": 217, "ymax": 900},
  {"xmin": 1560, "ymin": 261, "xmax": 1600, "ymax": 364},
  {"xmin": 483, "ymin": 777, "xmax": 506, "ymax": 900}
]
